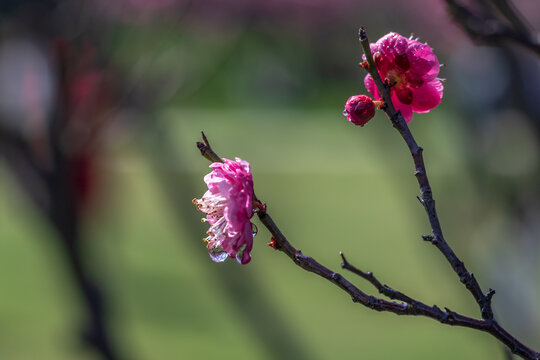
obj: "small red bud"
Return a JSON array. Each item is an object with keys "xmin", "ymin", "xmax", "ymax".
[
  {"xmin": 267, "ymin": 237, "xmax": 278, "ymax": 249},
  {"xmin": 252, "ymin": 200, "xmax": 266, "ymax": 213},
  {"xmin": 343, "ymin": 95, "xmax": 376, "ymax": 126}
]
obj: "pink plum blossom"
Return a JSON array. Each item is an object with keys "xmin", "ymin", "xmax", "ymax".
[
  {"xmin": 343, "ymin": 94, "xmax": 376, "ymax": 126},
  {"xmin": 193, "ymin": 157, "xmax": 255, "ymax": 264},
  {"xmin": 364, "ymin": 32, "xmax": 443, "ymax": 123}
]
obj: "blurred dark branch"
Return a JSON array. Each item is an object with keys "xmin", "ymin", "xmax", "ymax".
[
  {"xmin": 488, "ymin": 0, "xmax": 531, "ymax": 33},
  {"xmin": 445, "ymin": 0, "xmax": 540, "ymax": 56},
  {"xmin": 0, "ymin": 127, "xmax": 121, "ymax": 360},
  {"xmin": 196, "ymin": 127, "xmax": 540, "ymax": 360},
  {"xmin": 0, "ymin": 32, "xmax": 123, "ymax": 360},
  {"xmin": 53, "ymin": 46, "xmax": 122, "ymax": 360}
]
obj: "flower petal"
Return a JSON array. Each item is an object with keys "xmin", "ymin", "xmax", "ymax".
[
  {"xmin": 395, "ymin": 85, "xmax": 413, "ymax": 105},
  {"xmin": 407, "ymin": 43, "xmax": 440, "ymax": 80},
  {"xmin": 364, "ymin": 74, "xmax": 380, "ymax": 100},
  {"xmin": 194, "ymin": 157, "xmax": 256, "ymax": 265},
  {"xmin": 411, "ymin": 79, "xmax": 443, "ymax": 113},
  {"xmin": 391, "ymin": 92, "xmax": 413, "ymax": 123},
  {"xmin": 224, "ymin": 189, "xmax": 251, "ymax": 232}
]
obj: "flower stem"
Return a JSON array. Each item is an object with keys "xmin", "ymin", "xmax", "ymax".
[{"xmin": 358, "ymin": 26, "xmax": 539, "ymax": 360}]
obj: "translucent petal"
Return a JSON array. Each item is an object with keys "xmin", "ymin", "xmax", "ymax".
[
  {"xmin": 411, "ymin": 80, "xmax": 443, "ymax": 113},
  {"xmin": 391, "ymin": 92, "xmax": 413, "ymax": 123},
  {"xmin": 236, "ymin": 244, "xmax": 251, "ymax": 265},
  {"xmin": 364, "ymin": 75, "xmax": 380, "ymax": 100}
]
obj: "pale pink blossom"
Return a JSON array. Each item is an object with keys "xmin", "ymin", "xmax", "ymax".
[
  {"xmin": 364, "ymin": 32, "xmax": 443, "ymax": 123},
  {"xmin": 343, "ymin": 94, "xmax": 376, "ymax": 126},
  {"xmin": 193, "ymin": 157, "xmax": 255, "ymax": 264}
]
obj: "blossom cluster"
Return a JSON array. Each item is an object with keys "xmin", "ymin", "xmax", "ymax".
[
  {"xmin": 344, "ymin": 32, "xmax": 443, "ymax": 125},
  {"xmin": 194, "ymin": 32, "xmax": 445, "ymax": 266}
]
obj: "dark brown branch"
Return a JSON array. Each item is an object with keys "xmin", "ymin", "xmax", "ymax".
[
  {"xmin": 255, "ymin": 204, "xmax": 485, "ymax": 328},
  {"xmin": 358, "ymin": 26, "xmax": 493, "ymax": 318},
  {"xmin": 358, "ymin": 27, "xmax": 539, "ymax": 360},
  {"xmin": 195, "ymin": 131, "xmax": 540, "ymax": 360},
  {"xmin": 489, "ymin": 0, "xmax": 531, "ymax": 34}
]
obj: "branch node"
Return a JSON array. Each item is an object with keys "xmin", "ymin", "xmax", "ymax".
[
  {"xmin": 390, "ymin": 111, "xmax": 402, "ymax": 125},
  {"xmin": 380, "ymin": 284, "xmax": 392, "ymax": 295},
  {"xmin": 459, "ymin": 268, "xmax": 469, "ymax": 286},
  {"xmin": 367, "ymin": 296, "xmax": 378, "ymax": 309},
  {"xmin": 267, "ymin": 237, "xmax": 279, "ymax": 250},
  {"xmin": 420, "ymin": 187, "xmax": 432, "ymax": 199},
  {"xmin": 253, "ymin": 201, "xmax": 267, "ymax": 214},
  {"xmin": 432, "ymin": 304, "xmax": 444, "ymax": 316},
  {"xmin": 480, "ymin": 287, "xmax": 496, "ymax": 320},
  {"xmin": 442, "ymin": 307, "xmax": 457, "ymax": 324},
  {"xmin": 486, "ymin": 288, "xmax": 496, "ymax": 301},
  {"xmin": 422, "ymin": 234, "xmax": 434, "ymax": 242},
  {"xmin": 358, "ymin": 26, "xmax": 367, "ymax": 42},
  {"xmin": 197, "ymin": 132, "xmax": 223, "ymax": 163},
  {"xmin": 339, "ymin": 251, "xmax": 348, "ymax": 268},
  {"xmin": 294, "ymin": 250, "xmax": 303, "ymax": 264},
  {"xmin": 201, "ymin": 130, "xmax": 210, "ymax": 147}
]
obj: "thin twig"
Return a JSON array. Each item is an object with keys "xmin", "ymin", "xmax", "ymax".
[
  {"xmin": 490, "ymin": 0, "xmax": 531, "ymax": 34},
  {"xmin": 340, "ymin": 252, "xmax": 420, "ymax": 306},
  {"xmin": 197, "ymin": 131, "xmax": 222, "ymax": 163},
  {"xmin": 195, "ymin": 130, "xmax": 540, "ymax": 360}
]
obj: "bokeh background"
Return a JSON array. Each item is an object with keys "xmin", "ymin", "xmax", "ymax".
[{"xmin": 0, "ymin": 0, "xmax": 539, "ymax": 359}]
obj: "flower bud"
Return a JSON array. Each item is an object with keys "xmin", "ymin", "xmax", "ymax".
[{"xmin": 343, "ymin": 95, "xmax": 375, "ymax": 126}]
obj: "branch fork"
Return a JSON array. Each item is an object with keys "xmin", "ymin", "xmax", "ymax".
[{"xmin": 195, "ymin": 27, "xmax": 540, "ymax": 360}]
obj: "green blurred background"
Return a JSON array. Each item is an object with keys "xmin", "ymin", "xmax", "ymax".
[{"xmin": 0, "ymin": 0, "xmax": 539, "ymax": 359}]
